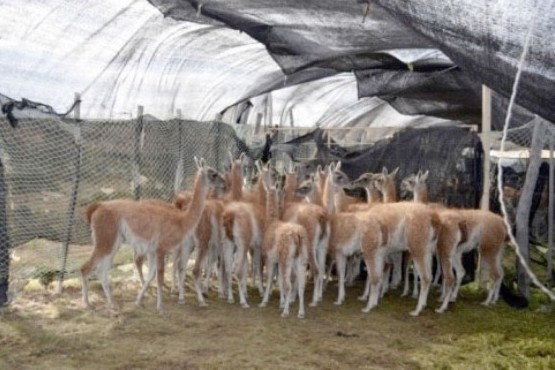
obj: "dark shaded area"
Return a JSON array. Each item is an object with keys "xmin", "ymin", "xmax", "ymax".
[
  {"xmin": 275, "ymin": 126, "xmax": 483, "ymax": 289},
  {"xmin": 373, "ymin": 0, "xmax": 555, "ymax": 125},
  {"xmin": 278, "ymin": 126, "xmax": 483, "ymax": 208},
  {"xmin": 355, "ymin": 67, "xmax": 482, "ymax": 124}
]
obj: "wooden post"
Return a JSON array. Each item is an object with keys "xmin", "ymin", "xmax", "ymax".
[
  {"xmin": 133, "ymin": 105, "xmax": 144, "ymax": 200},
  {"xmin": 477, "ymin": 85, "xmax": 492, "ymax": 288},
  {"xmin": 548, "ymin": 140, "xmax": 554, "ymax": 287},
  {"xmin": 0, "ymin": 131, "xmax": 9, "ymax": 305},
  {"xmin": 480, "ymin": 85, "xmax": 492, "ymax": 211},
  {"xmin": 515, "ymin": 120, "xmax": 546, "ymax": 298},
  {"xmin": 255, "ymin": 113, "xmax": 263, "ymax": 135},
  {"xmin": 57, "ymin": 92, "xmax": 82, "ymax": 294},
  {"xmin": 266, "ymin": 93, "xmax": 273, "ymax": 128}
]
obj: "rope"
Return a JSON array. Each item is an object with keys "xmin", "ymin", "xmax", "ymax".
[{"xmin": 496, "ymin": 3, "xmax": 555, "ymax": 301}]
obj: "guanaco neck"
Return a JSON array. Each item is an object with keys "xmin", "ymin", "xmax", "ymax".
[
  {"xmin": 309, "ymin": 181, "xmax": 324, "ymax": 207},
  {"xmin": 283, "ymin": 172, "xmax": 298, "ymax": 204},
  {"xmin": 382, "ymin": 179, "xmax": 397, "ymax": 203},
  {"xmin": 324, "ymin": 175, "xmax": 337, "ymax": 215},
  {"xmin": 265, "ymin": 188, "xmax": 280, "ymax": 224},
  {"xmin": 335, "ymin": 188, "xmax": 354, "ymax": 212},
  {"xmin": 229, "ymin": 162, "xmax": 243, "ymax": 201},
  {"xmin": 252, "ymin": 174, "xmax": 267, "ymax": 206},
  {"xmin": 180, "ymin": 170, "xmax": 209, "ymax": 229},
  {"xmin": 315, "ymin": 171, "xmax": 328, "ymax": 206},
  {"xmin": 366, "ymin": 186, "xmax": 381, "ymax": 204},
  {"xmin": 413, "ymin": 183, "xmax": 429, "ymax": 204}
]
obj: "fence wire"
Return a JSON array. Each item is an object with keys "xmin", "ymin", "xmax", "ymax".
[
  {"xmin": 0, "ymin": 108, "xmax": 552, "ymax": 303},
  {"xmin": 0, "ymin": 113, "xmax": 248, "ymax": 299}
]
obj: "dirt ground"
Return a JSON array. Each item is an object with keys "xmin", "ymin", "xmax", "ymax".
[{"xmin": 1, "ymin": 271, "xmax": 554, "ymax": 370}]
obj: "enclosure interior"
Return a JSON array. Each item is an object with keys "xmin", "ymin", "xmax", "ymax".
[{"xmin": 0, "ymin": 0, "xmax": 554, "ymax": 301}]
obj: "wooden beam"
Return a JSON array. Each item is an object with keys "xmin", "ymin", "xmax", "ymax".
[
  {"xmin": 480, "ymin": 85, "xmax": 492, "ymax": 211},
  {"xmin": 548, "ymin": 140, "xmax": 554, "ymax": 287}
]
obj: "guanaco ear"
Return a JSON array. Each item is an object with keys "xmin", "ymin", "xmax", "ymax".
[
  {"xmin": 420, "ymin": 170, "xmax": 429, "ymax": 182},
  {"xmin": 194, "ymin": 156, "xmax": 205, "ymax": 170},
  {"xmin": 336, "ymin": 161, "xmax": 342, "ymax": 171},
  {"xmin": 239, "ymin": 152, "xmax": 247, "ymax": 163},
  {"xmin": 228, "ymin": 150, "xmax": 234, "ymax": 164},
  {"xmin": 288, "ymin": 161, "xmax": 294, "ymax": 174},
  {"xmin": 327, "ymin": 163, "xmax": 334, "ymax": 176},
  {"xmin": 390, "ymin": 167, "xmax": 399, "ymax": 178},
  {"xmin": 382, "ymin": 167, "xmax": 388, "ymax": 175},
  {"xmin": 316, "ymin": 165, "xmax": 322, "ymax": 174},
  {"xmin": 255, "ymin": 159, "xmax": 263, "ymax": 173}
]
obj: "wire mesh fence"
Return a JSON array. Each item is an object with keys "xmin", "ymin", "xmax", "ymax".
[
  {"xmin": 0, "ymin": 111, "xmax": 250, "ymax": 301},
  {"xmin": 0, "ymin": 102, "xmax": 553, "ymax": 304}
]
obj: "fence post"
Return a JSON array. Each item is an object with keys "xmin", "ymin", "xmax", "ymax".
[
  {"xmin": 477, "ymin": 85, "xmax": 492, "ymax": 288},
  {"xmin": 0, "ymin": 139, "xmax": 9, "ymax": 306},
  {"xmin": 480, "ymin": 85, "xmax": 492, "ymax": 211},
  {"xmin": 133, "ymin": 105, "xmax": 144, "ymax": 200},
  {"xmin": 515, "ymin": 120, "xmax": 546, "ymax": 298},
  {"xmin": 56, "ymin": 93, "xmax": 82, "ymax": 294},
  {"xmin": 255, "ymin": 113, "xmax": 263, "ymax": 135},
  {"xmin": 174, "ymin": 109, "xmax": 183, "ymax": 195},
  {"xmin": 548, "ymin": 139, "xmax": 554, "ymax": 287}
]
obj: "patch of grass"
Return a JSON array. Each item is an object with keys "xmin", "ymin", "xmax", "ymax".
[{"xmin": 1, "ymin": 274, "xmax": 554, "ymax": 370}]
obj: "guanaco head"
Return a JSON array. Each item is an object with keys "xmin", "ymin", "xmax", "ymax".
[
  {"xmin": 400, "ymin": 170, "xmax": 429, "ymax": 196},
  {"xmin": 295, "ymin": 175, "xmax": 316, "ymax": 199},
  {"xmin": 194, "ymin": 156, "xmax": 226, "ymax": 190},
  {"xmin": 227, "ymin": 151, "xmax": 249, "ymax": 183},
  {"xmin": 327, "ymin": 161, "xmax": 351, "ymax": 188},
  {"xmin": 373, "ymin": 166, "xmax": 399, "ymax": 194},
  {"xmin": 295, "ymin": 161, "xmax": 316, "ymax": 183},
  {"xmin": 351, "ymin": 172, "xmax": 377, "ymax": 190},
  {"xmin": 256, "ymin": 160, "xmax": 279, "ymax": 191},
  {"xmin": 283, "ymin": 162, "xmax": 299, "ymax": 191}
]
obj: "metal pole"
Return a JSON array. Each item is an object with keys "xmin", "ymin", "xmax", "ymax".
[
  {"xmin": 133, "ymin": 105, "xmax": 144, "ymax": 200},
  {"xmin": 57, "ymin": 93, "xmax": 82, "ymax": 294},
  {"xmin": 548, "ymin": 139, "xmax": 554, "ymax": 287}
]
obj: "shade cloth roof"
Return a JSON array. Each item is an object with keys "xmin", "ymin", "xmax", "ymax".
[{"xmin": 0, "ymin": 0, "xmax": 553, "ymax": 129}]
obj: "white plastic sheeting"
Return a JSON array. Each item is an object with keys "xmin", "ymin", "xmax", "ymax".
[
  {"xmin": 3, "ymin": 0, "xmax": 551, "ymax": 129},
  {"xmin": 0, "ymin": 0, "xmax": 283, "ymax": 121}
]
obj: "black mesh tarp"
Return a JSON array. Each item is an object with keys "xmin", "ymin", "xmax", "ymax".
[
  {"xmin": 149, "ymin": 0, "xmax": 555, "ymax": 127},
  {"xmin": 277, "ymin": 126, "xmax": 483, "ymax": 208}
]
